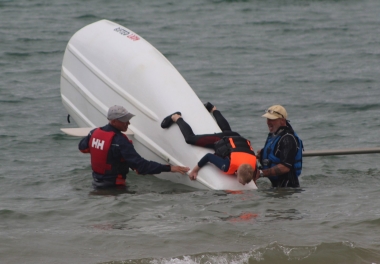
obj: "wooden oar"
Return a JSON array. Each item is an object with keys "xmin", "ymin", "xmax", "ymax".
[
  {"xmin": 61, "ymin": 128, "xmax": 380, "ymax": 157},
  {"xmin": 303, "ymin": 147, "xmax": 380, "ymax": 157}
]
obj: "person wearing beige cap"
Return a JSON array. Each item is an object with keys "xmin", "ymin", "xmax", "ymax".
[
  {"xmin": 255, "ymin": 105, "xmax": 303, "ymax": 188},
  {"xmin": 78, "ymin": 105, "xmax": 190, "ymax": 188}
]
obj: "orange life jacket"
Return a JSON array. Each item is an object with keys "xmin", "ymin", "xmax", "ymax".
[
  {"xmin": 225, "ymin": 152, "xmax": 257, "ymax": 175},
  {"xmin": 214, "ymin": 136, "xmax": 257, "ymax": 175}
]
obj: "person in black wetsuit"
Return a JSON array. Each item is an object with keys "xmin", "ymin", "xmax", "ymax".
[
  {"xmin": 161, "ymin": 103, "xmax": 257, "ymax": 185},
  {"xmin": 255, "ymin": 105, "xmax": 303, "ymax": 188},
  {"xmin": 78, "ymin": 105, "xmax": 190, "ymax": 188}
]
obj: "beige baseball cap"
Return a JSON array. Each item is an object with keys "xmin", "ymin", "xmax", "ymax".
[{"xmin": 262, "ymin": 105, "xmax": 287, "ymax": 120}]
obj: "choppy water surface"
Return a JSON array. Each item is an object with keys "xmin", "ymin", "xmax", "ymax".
[{"xmin": 1, "ymin": 0, "xmax": 380, "ymax": 263}]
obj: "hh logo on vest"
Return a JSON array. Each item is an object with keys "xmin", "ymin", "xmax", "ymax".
[{"xmin": 92, "ymin": 138, "xmax": 105, "ymax": 150}]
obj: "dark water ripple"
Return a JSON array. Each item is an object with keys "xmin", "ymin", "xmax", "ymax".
[
  {"xmin": 98, "ymin": 242, "xmax": 380, "ymax": 264},
  {"xmin": 1, "ymin": 0, "xmax": 380, "ymax": 263}
]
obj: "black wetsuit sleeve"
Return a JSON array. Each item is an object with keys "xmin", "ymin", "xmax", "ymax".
[{"xmin": 277, "ymin": 134, "xmax": 297, "ymax": 168}]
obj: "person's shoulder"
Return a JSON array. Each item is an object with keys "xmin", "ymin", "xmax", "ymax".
[
  {"xmin": 114, "ymin": 132, "xmax": 133, "ymax": 144},
  {"xmin": 100, "ymin": 124, "xmax": 114, "ymax": 131},
  {"xmin": 280, "ymin": 133, "xmax": 298, "ymax": 146}
]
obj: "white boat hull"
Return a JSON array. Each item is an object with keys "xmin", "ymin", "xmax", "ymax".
[{"xmin": 60, "ymin": 19, "xmax": 257, "ymax": 190}]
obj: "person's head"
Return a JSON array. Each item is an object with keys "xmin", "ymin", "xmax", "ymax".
[
  {"xmin": 107, "ymin": 105, "xmax": 135, "ymax": 132},
  {"xmin": 236, "ymin": 164, "xmax": 254, "ymax": 185},
  {"xmin": 262, "ymin": 105, "xmax": 287, "ymax": 133}
]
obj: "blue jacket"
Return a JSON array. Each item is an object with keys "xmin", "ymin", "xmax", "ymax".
[{"xmin": 260, "ymin": 123, "xmax": 302, "ymax": 187}]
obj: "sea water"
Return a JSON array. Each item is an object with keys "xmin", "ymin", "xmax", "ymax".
[{"xmin": 1, "ymin": 0, "xmax": 380, "ymax": 263}]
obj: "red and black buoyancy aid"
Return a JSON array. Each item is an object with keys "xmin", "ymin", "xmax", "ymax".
[
  {"xmin": 214, "ymin": 136, "xmax": 257, "ymax": 175},
  {"xmin": 89, "ymin": 128, "xmax": 129, "ymax": 182}
]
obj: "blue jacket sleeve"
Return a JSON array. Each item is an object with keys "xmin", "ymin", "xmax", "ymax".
[
  {"xmin": 116, "ymin": 134, "xmax": 170, "ymax": 174},
  {"xmin": 78, "ymin": 129, "xmax": 96, "ymax": 153}
]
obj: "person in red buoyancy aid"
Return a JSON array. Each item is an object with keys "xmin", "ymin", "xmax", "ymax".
[
  {"xmin": 161, "ymin": 102, "xmax": 257, "ymax": 185},
  {"xmin": 79, "ymin": 105, "xmax": 190, "ymax": 188}
]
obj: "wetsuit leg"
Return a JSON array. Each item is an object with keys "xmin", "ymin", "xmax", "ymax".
[
  {"xmin": 175, "ymin": 118, "xmax": 196, "ymax": 141},
  {"xmin": 176, "ymin": 118, "xmax": 223, "ymax": 149},
  {"xmin": 212, "ymin": 110, "xmax": 232, "ymax": 132},
  {"xmin": 277, "ymin": 173, "xmax": 300, "ymax": 188},
  {"xmin": 212, "ymin": 110, "xmax": 241, "ymax": 139},
  {"xmin": 92, "ymin": 175, "xmax": 117, "ymax": 188},
  {"xmin": 268, "ymin": 174, "xmax": 300, "ymax": 188}
]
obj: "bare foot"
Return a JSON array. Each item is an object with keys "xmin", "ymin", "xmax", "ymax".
[
  {"xmin": 172, "ymin": 113, "xmax": 182, "ymax": 122},
  {"xmin": 211, "ymin": 106, "xmax": 217, "ymax": 113}
]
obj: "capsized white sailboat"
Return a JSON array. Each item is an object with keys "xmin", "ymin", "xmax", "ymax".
[{"xmin": 60, "ymin": 19, "xmax": 257, "ymax": 191}]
